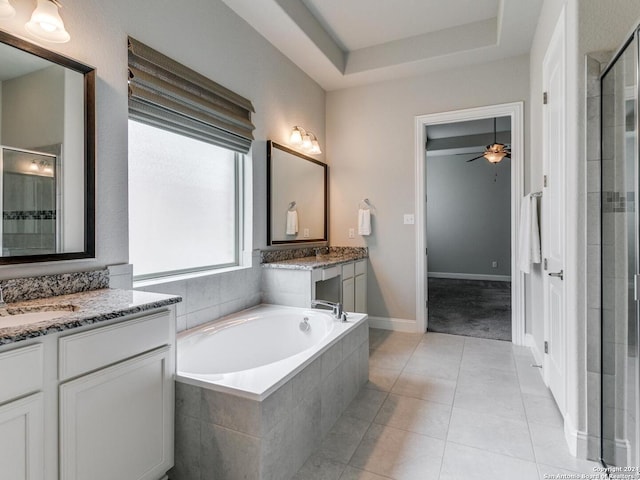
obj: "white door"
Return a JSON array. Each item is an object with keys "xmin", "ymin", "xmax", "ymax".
[
  {"xmin": 59, "ymin": 347, "xmax": 173, "ymax": 480},
  {"xmin": 0, "ymin": 393, "xmax": 44, "ymax": 480},
  {"xmin": 542, "ymin": 8, "xmax": 566, "ymax": 414}
]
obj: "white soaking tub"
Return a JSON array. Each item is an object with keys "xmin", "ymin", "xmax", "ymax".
[
  {"xmin": 177, "ymin": 304, "xmax": 367, "ymax": 398},
  {"xmin": 173, "ymin": 304, "xmax": 370, "ymax": 480}
]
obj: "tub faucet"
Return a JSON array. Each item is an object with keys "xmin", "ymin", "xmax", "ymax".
[{"xmin": 311, "ymin": 299, "xmax": 348, "ymax": 322}]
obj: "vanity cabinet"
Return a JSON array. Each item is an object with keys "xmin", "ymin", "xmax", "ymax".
[
  {"xmin": 0, "ymin": 343, "xmax": 45, "ymax": 480},
  {"xmin": 0, "ymin": 304, "xmax": 176, "ymax": 480},
  {"xmin": 263, "ymin": 257, "xmax": 368, "ymax": 313},
  {"xmin": 342, "ymin": 260, "xmax": 367, "ymax": 313},
  {"xmin": 59, "ymin": 310, "xmax": 174, "ymax": 480}
]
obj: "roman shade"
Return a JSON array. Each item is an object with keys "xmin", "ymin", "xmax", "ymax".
[{"xmin": 127, "ymin": 37, "xmax": 255, "ymax": 154}]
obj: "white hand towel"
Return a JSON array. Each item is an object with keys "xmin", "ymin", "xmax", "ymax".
[
  {"xmin": 286, "ymin": 210, "xmax": 298, "ymax": 235},
  {"xmin": 358, "ymin": 208, "xmax": 371, "ymax": 236},
  {"xmin": 518, "ymin": 194, "xmax": 541, "ymax": 274}
]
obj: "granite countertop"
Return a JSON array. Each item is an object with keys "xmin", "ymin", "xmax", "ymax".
[
  {"xmin": 262, "ymin": 253, "xmax": 367, "ymax": 270},
  {"xmin": 0, "ymin": 288, "xmax": 182, "ymax": 346}
]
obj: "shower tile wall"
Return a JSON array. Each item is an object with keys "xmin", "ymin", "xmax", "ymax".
[
  {"xmin": 586, "ymin": 52, "xmax": 607, "ymax": 460},
  {"xmin": 598, "ymin": 40, "xmax": 638, "ymax": 467}
]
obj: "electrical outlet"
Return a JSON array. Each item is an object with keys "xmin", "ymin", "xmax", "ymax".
[
  {"xmin": 303, "ymin": 228, "xmax": 309, "ymax": 238},
  {"xmin": 404, "ymin": 214, "xmax": 415, "ymax": 225},
  {"xmin": 348, "ymin": 228, "xmax": 355, "ymax": 238},
  {"xmin": 492, "ymin": 261, "xmax": 498, "ymax": 268}
]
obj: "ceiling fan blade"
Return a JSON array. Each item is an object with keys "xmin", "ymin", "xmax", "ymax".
[
  {"xmin": 454, "ymin": 151, "xmax": 484, "ymax": 155},
  {"xmin": 466, "ymin": 155, "xmax": 484, "ymax": 163}
]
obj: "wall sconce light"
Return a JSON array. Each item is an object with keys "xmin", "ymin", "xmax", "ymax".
[
  {"xmin": 30, "ymin": 159, "xmax": 53, "ymax": 175},
  {"xmin": 26, "ymin": 0, "xmax": 70, "ymax": 43},
  {"xmin": 0, "ymin": 0, "xmax": 16, "ymax": 18},
  {"xmin": 289, "ymin": 126, "xmax": 322, "ymax": 155}
]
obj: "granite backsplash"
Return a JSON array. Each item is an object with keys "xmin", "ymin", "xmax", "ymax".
[
  {"xmin": 261, "ymin": 246, "xmax": 368, "ymax": 264},
  {"xmin": 0, "ymin": 269, "xmax": 110, "ymax": 303}
]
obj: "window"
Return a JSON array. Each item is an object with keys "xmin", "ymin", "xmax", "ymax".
[
  {"xmin": 128, "ymin": 119, "xmax": 243, "ymax": 279},
  {"xmin": 126, "ymin": 37, "xmax": 255, "ymax": 281}
]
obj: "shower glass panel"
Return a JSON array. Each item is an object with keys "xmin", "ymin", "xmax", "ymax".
[
  {"xmin": 1, "ymin": 147, "xmax": 58, "ymax": 256},
  {"xmin": 600, "ymin": 30, "xmax": 639, "ymax": 467}
]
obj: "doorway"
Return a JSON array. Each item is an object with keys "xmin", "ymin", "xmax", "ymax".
[
  {"xmin": 414, "ymin": 102, "xmax": 525, "ymax": 344},
  {"xmin": 425, "ymin": 117, "xmax": 512, "ymax": 341}
]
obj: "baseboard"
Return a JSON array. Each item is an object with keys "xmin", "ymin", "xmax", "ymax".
[
  {"xmin": 368, "ymin": 316, "xmax": 423, "ymax": 333},
  {"xmin": 525, "ymin": 333, "xmax": 544, "ymax": 367},
  {"xmin": 428, "ymin": 272, "xmax": 511, "ymax": 282}
]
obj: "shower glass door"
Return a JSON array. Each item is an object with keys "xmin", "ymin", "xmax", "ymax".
[{"xmin": 601, "ymin": 29, "xmax": 639, "ymax": 467}]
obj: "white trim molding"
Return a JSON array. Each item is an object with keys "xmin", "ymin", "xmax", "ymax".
[
  {"xmin": 428, "ymin": 272, "xmax": 511, "ymax": 282},
  {"xmin": 415, "ymin": 102, "xmax": 525, "ymax": 344},
  {"xmin": 368, "ymin": 316, "xmax": 422, "ymax": 333}
]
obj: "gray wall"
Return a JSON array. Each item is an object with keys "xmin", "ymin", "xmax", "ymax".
[
  {"xmin": 326, "ymin": 54, "xmax": 530, "ymax": 322},
  {"xmin": 0, "ymin": 0, "xmax": 326, "ymax": 332},
  {"xmin": 426, "ymin": 150, "xmax": 511, "ymax": 278}
]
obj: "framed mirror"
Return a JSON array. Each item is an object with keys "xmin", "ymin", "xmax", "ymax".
[
  {"xmin": 0, "ymin": 31, "xmax": 95, "ymax": 263},
  {"xmin": 267, "ymin": 141, "xmax": 327, "ymax": 245}
]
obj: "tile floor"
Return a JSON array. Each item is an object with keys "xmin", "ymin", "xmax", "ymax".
[{"xmin": 292, "ymin": 328, "xmax": 601, "ymax": 480}]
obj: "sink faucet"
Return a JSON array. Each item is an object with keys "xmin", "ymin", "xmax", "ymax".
[{"xmin": 311, "ymin": 299, "xmax": 348, "ymax": 322}]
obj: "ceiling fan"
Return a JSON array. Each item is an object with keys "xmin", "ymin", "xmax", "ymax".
[{"xmin": 461, "ymin": 118, "xmax": 511, "ymax": 164}]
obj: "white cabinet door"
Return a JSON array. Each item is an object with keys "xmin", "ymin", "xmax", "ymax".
[
  {"xmin": 0, "ymin": 393, "xmax": 44, "ymax": 480},
  {"xmin": 342, "ymin": 276, "xmax": 355, "ymax": 312},
  {"xmin": 60, "ymin": 346, "xmax": 173, "ymax": 480},
  {"xmin": 355, "ymin": 273, "xmax": 367, "ymax": 313}
]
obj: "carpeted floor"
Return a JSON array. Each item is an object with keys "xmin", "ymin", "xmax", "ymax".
[{"xmin": 427, "ymin": 278, "xmax": 511, "ymax": 341}]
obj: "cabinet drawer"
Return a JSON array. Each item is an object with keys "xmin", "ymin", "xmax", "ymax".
[
  {"xmin": 59, "ymin": 310, "xmax": 171, "ymax": 381},
  {"xmin": 355, "ymin": 260, "xmax": 367, "ymax": 275},
  {"xmin": 342, "ymin": 263, "xmax": 355, "ymax": 279},
  {"xmin": 322, "ymin": 266, "xmax": 339, "ymax": 280},
  {"xmin": 0, "ymin": 344, "xmax": 43, "ymax": 404}
]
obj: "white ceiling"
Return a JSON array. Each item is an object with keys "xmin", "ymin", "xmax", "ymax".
[{"xmin": 221, "ymin": 0, "xmax": 543, "ymax": 90}]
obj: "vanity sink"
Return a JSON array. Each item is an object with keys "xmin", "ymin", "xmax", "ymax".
[{"xmin": 0, "ymin": 307, "xmax": 76, "ymax": 328}]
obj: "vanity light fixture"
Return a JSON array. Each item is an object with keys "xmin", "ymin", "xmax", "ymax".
[
  {"xmin": 29, "ymin": 159, "xmax": 53, "ymax": 174},
  {"xmin": 25, "ymin": 0, "xmax": 70, "ymax": 43},
  {"xmin": 0, "ymin": 0, "xmax": 16, "ymax": 19},
  {"xmin": 289, "ymin": 126, "xmax": 322, "ymax": 155}
]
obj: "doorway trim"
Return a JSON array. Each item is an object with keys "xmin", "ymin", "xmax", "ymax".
[{"xmin": 414, "ymin": 101, "xmax": 525, "ymax": 344}]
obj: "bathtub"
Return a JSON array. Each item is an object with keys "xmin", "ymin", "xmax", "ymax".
[{"xmin": 172, "ymin": 304, "xmax": 369, "ymax": 480}]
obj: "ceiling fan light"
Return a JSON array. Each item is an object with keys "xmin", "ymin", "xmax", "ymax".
[
  {"xmin": 0, "ymin": 0, "xmax": 15, "ymax": 19},
  {"xmin": 484, "ymin": 151, "xmax": 506, "ymax": 163}
]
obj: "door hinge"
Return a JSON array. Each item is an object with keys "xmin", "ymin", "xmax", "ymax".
[
  {"xmin": 426, "ymin": 248, "xmax": 428, "ymax": 256},
  {"xmin": 544, "ymin": 341, "xmax": 549, "ymax": 354},
  {"xmin": 543, "ymin": 92, "xmax": 548, "ymax": 104},
  {"xmin": 544, "ymin": 175, "xmax": 548, "ymax": 188},
  {"xmin": 635, "ymin": 274, "xmax": 640, "ymax": 301},
  {"xmin": 544, "ymin": 258, "xmax": 548, "ymax": 270}
]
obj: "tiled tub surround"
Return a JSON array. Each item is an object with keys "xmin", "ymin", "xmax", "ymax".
[
  {"xmin": 0, "ymin": 288, "xmax": 181, "ymax": 345},
  {"xmin": 172, "ymin": 305, "xmax": 370, "ymax": 480}
]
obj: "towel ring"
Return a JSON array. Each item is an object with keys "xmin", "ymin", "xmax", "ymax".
[
  {"xmin": 288, "ymin": 201, "xmax": 297, "ymax": 211},
  {"xmin": 359, "ymin": 198, "xmax": 372, "ymax": 210}
]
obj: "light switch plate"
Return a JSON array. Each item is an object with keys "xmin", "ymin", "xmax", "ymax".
[
  {"xmin": 404, "ymin": 214, "xmax": 415, "ymax": 225},
  {"xmin": 303, "ymin": 228, "xmax": 310, "ymax": 238},
  {"xmin": 348, "ymin": 228, "xmax": 355, "ymax": 238}
]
